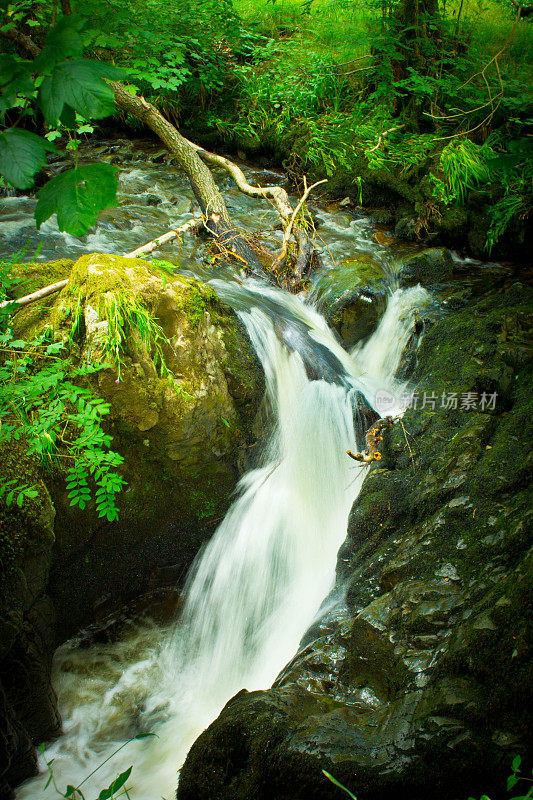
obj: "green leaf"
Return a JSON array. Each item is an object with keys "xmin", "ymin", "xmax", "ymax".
[
  {"xmin": 0, "ymin": 129, "xmax": 55, "ymax": 189},
  {"xmin": 509, "ymin": 775, "xmax": 519, "ymax": 790},
  {"xmin": 35, "ymin": 163, "xmax": 119, "ymax": 236},
  {"xmin": 33, "ymin": 16, "xmax": 86, "ymax": 73},
  {"xmin": 513, "ymin": 756, "xmax": 522, "ymax": 773},
  {"xmin": 39, "ymin": 60, "xmax": 123, "ymax": 125},
  {"xmin": 0, "ymin": 54, "xmax": 28, "ymax": 84},
  {"xmin": 109, "ymin": 766, "xmax": 133, "ymax": 795},
  {"xmin": 322, "ymin": 770, "xmax": 357, "ymax": 799}
]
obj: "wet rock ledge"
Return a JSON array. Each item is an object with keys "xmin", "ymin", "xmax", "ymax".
[
  {"xmin": 0, "ymin": 254, "xmax": 264, "ymax": 796},
  {"xmin": 177, "ymin": 281, "xmax": 532, "ymax": 800}
]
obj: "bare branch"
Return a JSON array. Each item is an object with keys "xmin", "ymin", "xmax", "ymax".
[
  {"xmin": 367, "ymin": 124, "xmax": 405, "ymax": 153},
  {"xmin": 126, "ymin": 218, "xmax": 203, "ymax": 257},
  {"xmin": 272, "ymin": 177, "xmax": 327, "ymax": 269},
  {"xmin": 1, "ymin": 220, "xmax": 204, "ymax": 311}
]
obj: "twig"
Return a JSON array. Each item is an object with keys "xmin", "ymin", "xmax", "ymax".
[
  {"xmin": 398, "ymin": 416, "xmax": 416, "ymax": 472},
  {"xmin": 126, "ymin": 218, "xmax": 203, "ymax": 257},
  {"xmin": 1, "ymin": 219, "xmax": 203, "ymax": 311},
  {"xmin": 367, "ymin": 124, "xmax": 405, "ymax": 153},
  {"xmin": 271, "ymin": 177, "xmax": 327, "ymax": 268}
]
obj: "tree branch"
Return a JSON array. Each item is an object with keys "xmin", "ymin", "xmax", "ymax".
[{"xmin": 0, "ymin": 219, "xmax": 204, "ymax": 311}]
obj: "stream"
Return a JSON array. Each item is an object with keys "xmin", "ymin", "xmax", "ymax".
[{"xmin": 3, "ymin": 139, "xmax": 435, "ymax": 799}]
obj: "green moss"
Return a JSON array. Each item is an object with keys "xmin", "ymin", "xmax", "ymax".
[
  {"xmin": 170, "ymin": 274, "xmax": 218, "ymax": 329},
  {"xmin": 9, "ymin": 259, "xmax": 75, "ymax": 298}
]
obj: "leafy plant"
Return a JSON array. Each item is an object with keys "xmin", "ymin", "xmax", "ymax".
[
  {"xmin": 0, "ymin": 478, "xmax": 39, "ymax": 506},
  {"xmin": 0, "ymin": 255, "xmax": 126, "ymax": 521},
  {"xmin": 41, "ymin": 732, "xmax": 157, "ymax": 800},
  {"xmin": 468, "ymin": 755, "xmax": 533, "ymax": 800},
  {"xmin": 0, "ymin": 12, "xmax": 123, "ymax": 234}
]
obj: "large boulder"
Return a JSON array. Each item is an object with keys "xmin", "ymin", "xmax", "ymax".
[
  {"xmin": 177, "ymin": 283, "xmax": 532, "ymax": 800},
  {"xmin": 8, "ymin": 253, "xmax": 264, "ymax": 638}
]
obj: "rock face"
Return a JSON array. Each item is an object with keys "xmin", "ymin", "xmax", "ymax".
[
  {"xmin": 0, "ymin": 442, "xmax": 59, "ymax": 797},
  {"xmin": 1, "ymin": 254, "xmax": 264, "ymax": 794},
  {"xmin": 177, "ymin": 282, "xmax": 532, "ymax": 800}
]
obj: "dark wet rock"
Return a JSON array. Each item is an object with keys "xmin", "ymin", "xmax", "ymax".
[
  {"xmin": 177, "ymin": 283, "xmax": 533, "ymax": 800},
  {"xmin": 394, "ymin": 216, "xmax": 418, "ymax": 241},
  {"xmin": 325, "ymin": 256, "xmax": 389, "ymax": 346},
  {"xmin": 327, "ymin": 289, "xmax": 386, "ymax": 347},
  {"xmin": 0, "ymin": 442, "xmax": 59, "ymax": 797},
  {"xmin": 370, "ymin": 209, "xmax": 394, "ymax": 226},
  {"xmin": 398, "ymin": 248, "xmax": 453, "ymax": 287}
]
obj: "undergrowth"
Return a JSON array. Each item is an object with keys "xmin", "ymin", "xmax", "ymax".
[{"xmin": 0, "ymin": 254, "xmax": 126, "ymax": 521}]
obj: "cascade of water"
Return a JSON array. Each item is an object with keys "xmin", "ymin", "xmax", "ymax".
[{"xmin": 17, "ymin": 282, "xmax": 428, "ymax": 800}]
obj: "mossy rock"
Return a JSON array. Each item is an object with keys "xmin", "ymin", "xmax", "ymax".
[
  {"xmin": 9, "ymin": 253, "xmax": 264, "ymax": 639},
  {"xmin": 324, "ymin": 253, "xmax": 389, "ymax": 346},
  {"xmin": 397, "ymin": 247, "xmax": 453, "ymax": 287}
]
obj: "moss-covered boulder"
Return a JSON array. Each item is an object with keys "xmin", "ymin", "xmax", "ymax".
[
  {"xmin": 398, "ymin": 247, "xmax": 453, "ymax": 287},
  {"xmin": 9, "ymin": 253, "xmax": 264, "ymax": 640},
  {"xmin": 177, "ymin": 283, "xmax": 532, "ymax": 800},
  {"xmin": 324, "ymin": 254, "xmax": 389, "ymax": 346}
]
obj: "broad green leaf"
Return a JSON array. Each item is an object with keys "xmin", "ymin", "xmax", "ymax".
[
  {"xmin": 0, "ymin": 129, "xmax": 55, "ymax": 189},
  {"xmin": 39, "ymin": 60, "xmax": 123, "ymax": 125},
  {"xmin": 0, "ymin": 54, "xmax": 29, "ymax": 84},
  {"xmin": 0, "ymin": 72, "xmax": 36, "ymax": 116},
  {"xmin": 509, "ymin": 775, "xmax": 519, "ymax": 790},
  {"xmin": 513, "ymin": 755, "xmax": 522, "ymax": 772},
  {"xmin": 33, "ymin": 16, "xmax": 86, "ymax": 73},
  {"xmin": 108, "ymin": 766, "xmax": 133, "ymax": 796},
  {"xmin": 35, "ymin": 163, "xmax": 119, "ymax": 236}
]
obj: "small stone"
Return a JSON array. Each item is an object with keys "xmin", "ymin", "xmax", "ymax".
[
  {"xmin": 435, "ymin": 563, "xmax": 461, "ymax": 582},
  {"xmin": 339, "ymin": 196, "xmax": 352, "ymax": 207}
]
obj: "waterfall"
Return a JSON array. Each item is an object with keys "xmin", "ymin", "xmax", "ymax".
[{"xmin": 17, "ymin": 283, "xmax": 429, "ymax": 800}]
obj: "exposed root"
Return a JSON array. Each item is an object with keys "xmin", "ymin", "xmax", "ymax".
[{"xmin": 346, "ymin": 416, "xmax": 395, "ymax": 463}]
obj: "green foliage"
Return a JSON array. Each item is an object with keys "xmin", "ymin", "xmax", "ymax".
[
  {"xmin": 468, "ymin": 755, "xmax": 533, "ymax": 800},
  {"xmin": 79, "ymin": 0, "xmax": 244, "ymax": 109},
  {"xmin": 0, "ymin": 255, "xmax": 126, "ymax": 521},
  {"xmin": 0, "ymin": 478, "xmax": 38, "ymax": 506},
  {"xmin": 35, "ymin": 163, "xmax": 119, "ymax": 235},
  {"xmin": 431, "ymin": 139, "xmax": 494, "ymax": 205},
  {"xmin": 0, "ymin": 129, "xmax": 55, "ymax": 189},
  {"xmin": 66, "ymin": 284, "xmax": 172, "ymax": 381},
  {"xmin": 0, "ymin": 12, "xmax": 123, "ymax": 235}
]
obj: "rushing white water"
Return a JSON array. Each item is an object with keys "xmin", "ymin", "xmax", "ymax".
[{"xmin": 17, "ymin": 282, "xmax": 429, "ymax": 800}]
